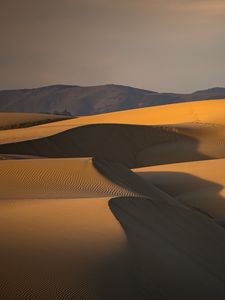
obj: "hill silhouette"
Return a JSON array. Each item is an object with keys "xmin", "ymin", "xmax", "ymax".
[{"xmin": 1, "ymin": 84, "xmax": 225, "ymax": 115}]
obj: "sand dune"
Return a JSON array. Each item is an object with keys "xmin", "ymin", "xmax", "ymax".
[
  {"xmin": 0, "ymin": 157, "xmax": 173, "ymax": 299},
  {"xmin": 0, "ymin": 112, "xmax": 69, "ymax": 130},
  {"xmin": 135, "ymin": 158, "xmax": 225, "ymax": 220},
  {"xmin": 2, "ymin": 156, "xmax": 225, "ymax": 299},
  {"xmin": 110, "ymin": 196, "xmax": 225, "ymax": 299},
  {"xmin": 0, "ymin": 196, "xmax": 133, "ymax": 299},
  {"xmin": 0, "ymin": 98, "xmax": 224, "ymax": 145},
  {"xmin": 0, "ymin": 122, "xmax": 224, "ymax": 168},
  {"xmin": 0, "ymin": 99, "xmax": 225, "ymax": 168},
  {"xmin": 0, "ymin": 158, "xmax": 137, "ymax": 299},
  {"xmin": 1, "ymin": 99, "xmax": 225, "ymax": 299}
]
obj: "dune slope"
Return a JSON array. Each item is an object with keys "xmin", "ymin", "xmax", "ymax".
[
  {"xmin": 0, "ymin": 98, "xmax": 225, "ymax": 145},
  {"xmin": 110, "ymin": 196, "xmax": 225, "ymax": 299},
  {"xmin": 0, "ymin": 100, "xmax": 225, "ymax": 168},
  {"xmin": 2, "ymin": 156, "xmax": 225, "ymax": 299},
  {"xmin": 1, "ymin": 122, "xmax": 225, "ymax": 168},
  {"xmin": 1, "ymin": 99, "xmax": 225, "ymax": 299},
  {"xmin": 134, "ymin": 158, "xmax": 225, "ymax": 220},
  {"xmin": 0, "ymin": 158, "xmax": 139, "ymax": 299}
]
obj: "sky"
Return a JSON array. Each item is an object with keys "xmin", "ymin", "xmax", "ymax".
[{"xmin": 1, "ymin": 0, "xmax": 225, "ymax": 92}]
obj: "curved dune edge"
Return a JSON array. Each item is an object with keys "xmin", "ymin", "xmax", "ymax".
[
  {"xmin": 0, "ymin": 157, "xmax": 141, "ymax": 299},
  {"xmin": 1, "ymin": 155, "xmax": 225, "ymax": 298},
  {"xmin": 109, "ymin": 196, "xmax": 225, "ymax": 299},
  {"xmin": 1, "ymin": 122, "xmax": 225, "ymax": 168},
  {"xmin": 0, "ymin": 156, "xmax": 192, "ymax": 299},
  {"xmin": 0, "ymin": 98, "xmax": 225, "ymax": 144},
  {"xmin": 1, "ymin": 98, "xmax": 225, "ymax": 298},
  {"xmin": 93, "ymin": 158, "xmax": 159, "ymax": 197},
  {"xmin": 0, "ymin": 196, "xmax": 134, "ymax": 299},
  {"xmin": 134, "ymin": 158, "xmax": 225, "ymax": 220},
  {"xmin": 93, "ymin": 158, "xmax": 184, "ymax": 207}
]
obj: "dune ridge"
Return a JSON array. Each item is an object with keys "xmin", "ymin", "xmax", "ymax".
[
  {"xmin": 0, "ymin": 122, "xmax": 224, "ymax": 168},
  {"xmin": 0, "ymin": 155, "xmax": 200, "ymax": 299},
  {"xmin": 0, "ymin": 157, "xmax": 139, "ymax": 299},
  {"xmin": 0, "ymin": 98, "xmax": 225, "ymax": 145},
  {"xmin": 1, "ymin": 98, "xmax": 225, "ymax": 299},
  {"xmin": 2, "ymin": 155, "xmax": 225, "ymax": 299},
  {"xmin": 0, "ymin": 99, "xmax": 225, "ymax": 169},
  {"xmin": 134, "ymin": 158, "xmax": 225, "ymax": 220}
]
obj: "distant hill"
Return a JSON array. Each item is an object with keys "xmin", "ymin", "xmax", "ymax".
[{"xmin": 0, "ymin": 84, "xmax": 225, "ymax": 116}]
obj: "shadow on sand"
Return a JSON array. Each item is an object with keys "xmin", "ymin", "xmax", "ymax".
[
  {"xmin": 108, "ymin": 172, "xmax": 225, "ymax": 299},
  {"xmin": 0, "ymin": 123, "xmax": 213, "ymax": 168},
  {"xmin": 137, "ymin": 171, "xmax": 225, "ymax": 222}
]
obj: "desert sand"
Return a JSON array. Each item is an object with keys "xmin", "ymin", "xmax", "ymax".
[
  {"xmin": 0, "ymin": 98, "xmax": 225, "ymax": 144},
  {"xmin": 0, "ymin": 112, "xmax": 69, "ymax": 130},
  {"xmin": 0, "ymin": 99, "xmax": 225, "ymax": 168},
  {"xmin": 1, "ymin": 99, "xmax": 225, "ymax": 299},
  {"xmin": 134, "ymin": 158, "xmax": 225, "ymax": 220}
]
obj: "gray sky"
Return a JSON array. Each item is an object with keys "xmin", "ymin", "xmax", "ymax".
[{"xmin": 1, "ymin": 0, "xmax": 225, "ymax": 92}]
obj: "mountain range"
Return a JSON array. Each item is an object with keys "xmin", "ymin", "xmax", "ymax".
[{"xmin": 0, "ymin": 84, "xmax": 225, "ymax": 116}]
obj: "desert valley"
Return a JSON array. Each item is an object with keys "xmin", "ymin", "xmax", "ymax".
[{"xmin": 1, "ymin": 93, "xmax": 225, "ymax": 299}]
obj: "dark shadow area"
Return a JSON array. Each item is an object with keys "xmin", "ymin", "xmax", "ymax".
[
  {"xmin": 137, "ymin": 171, "xmax": 225, "ymax": 220},
  {"xmin": 0, "ymin": 123, "xmax": 212, "ymax": 168},
  {"xmin": 109, "ymin": 194, "xmax": 225, "ymax": 299},
  {"xmin": 0, "ymin": 239, "xmax": 137, "ymax": 300},
  {"xmin": 100, "ymin": 244, "xmax": 139, "ymax": 300}
]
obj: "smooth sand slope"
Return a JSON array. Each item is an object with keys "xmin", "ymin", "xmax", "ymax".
[
  {"xmin": 0, "ymin": 195, "xmax": 133, "ymax": 299},
  {"xmin": 134, "ymin": 158, "xmax": 225, "ymax": 220},
  {"xmin": 110, "ymin": 195, "xmax": 225, "ymax": 299}
]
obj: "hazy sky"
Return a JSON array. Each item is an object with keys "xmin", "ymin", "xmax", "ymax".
[{"xmin": 1, "ymin": 0, "xmax": 225, "ymax": 92}]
